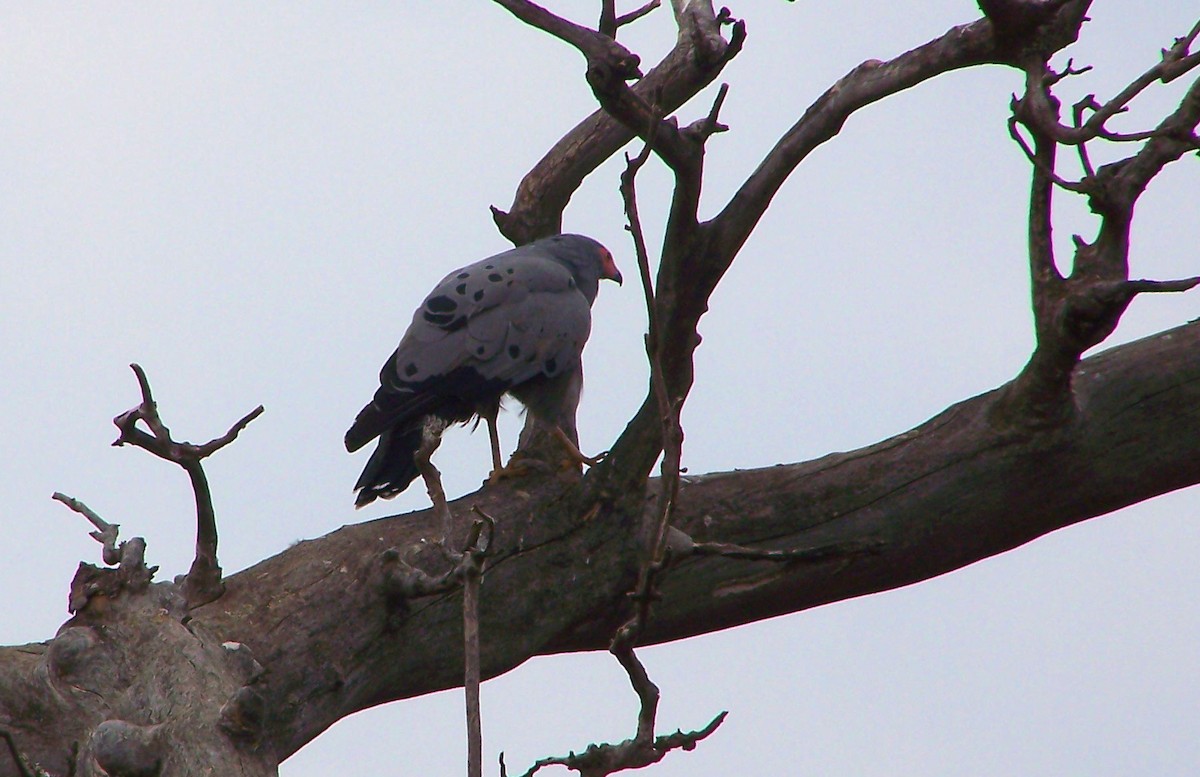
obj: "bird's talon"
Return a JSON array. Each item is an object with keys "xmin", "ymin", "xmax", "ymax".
[
  {"xmin": 487, "ymin": 460, "xmax": 536, "ymax": 485},
  {"xmin": 583, "ymin": 449, "xmax": 609, "ymax": 467}
]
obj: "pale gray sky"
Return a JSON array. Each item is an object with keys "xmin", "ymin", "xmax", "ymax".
[{"xmin": 2, "ymin": 3, "xmax": 1198, "ymax": 775}]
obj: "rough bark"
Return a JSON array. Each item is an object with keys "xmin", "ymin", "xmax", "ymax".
[
  {"xmin": 2, "ymin": 3, "xmax": 1197, "ymax": 775},
  {"xmin": 4, "ymin": 318, "xmax": 1196, "ymax": 775}
]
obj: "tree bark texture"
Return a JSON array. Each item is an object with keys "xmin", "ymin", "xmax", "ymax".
[
  {"xmin": 3, "ymin": 2, "xmax": 1197, "ymax": 774},
  {"xmin": 3, "ymin": 319, "xmax": 1195, "ymax": 775}
]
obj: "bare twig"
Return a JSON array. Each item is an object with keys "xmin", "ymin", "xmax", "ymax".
[
  {"xmin": 617, "ymin": 139, "xmax": 684, "ymax": 636},
  {"xmin": 680, "ymin": 82, "xmax": 729, "ymax": 141},
  {"xmin": 111, "ymin": 363, "xmax": 262, "ymax": 607},
  {"xmin": 516, "ymin": 708, "xmax": 727, "ymax": 777},
  {"xmin": 601, "ymin": 0, "xmax": 661, "ymax": 39},
  {"xmin": 1125, "ymin": 276, "xmax": 1200, "ymax": 294},
  {"xmin": 515, "ymin": 108, "xmax": 721, "ymax": 777},
  {"xmin": 614, "ymin": 0, "xmax": 660, "ymax": 34},
  {"xmin": 52, "ymin": 492, "xmax": 121, "ymax": 566},
  {"xmin": 463, "ymin": 508, "xmax": 495, "ymax": 777},
  {"xmin": 1071, "ymin": 94, "xmax": 1098, "ymax": 178},
  {"xmin": 1005, "ymin": 114, "xmax": 1091, "ymax": 193}
]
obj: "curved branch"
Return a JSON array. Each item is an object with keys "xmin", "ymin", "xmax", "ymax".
[
  {"xmin": 490, "ymin": 0, "xmax": 741, "ymax": 243},
  {"xmin": 709, "ymin": 12, "xmax": 1048, "ymax": 264},
  {"xmin": 111, "ymin": 364, "xmax": 263, "ymax": 607},
  {"xmin": 157, "ymin": 319, "xmax": 1200, "ymax": 760}
]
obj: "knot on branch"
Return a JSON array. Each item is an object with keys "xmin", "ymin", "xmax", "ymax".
[
  {"xmin": 66, "ymin": 553, "xmax": 155, "ymax": 617},
  {"xmin": 1055, "ymin": 281, "xmax": 1130, "ymax": 353},
  {"xmin": 1061, "ymin": 276, "xmax": 1200, "ymax": 350},
  {"xmin": 90, "ymin": 720, "xmax": 163, "ymax": 777},
  {"xmin": 995, "ymin": 273, "xmax": 1200, "ymax": 430},
  {"xmin": 221, "ymin": 641, "xmax": 266, "ymax": 685},
  {"xmin": 977, "ymin": 0, "xmax": 1085, "ymax": 59},
  {"xmin": 54, "ymin": 494, "xmax": 157, "ymax": 614},
  {"xmin": 219, "ymin": 686, "xmax": 267, "ymax": 744},
  {"xmin": 47, "ymin": 626, "xmax": 102, "ymax": 683},
  {"xmin": 378, "ymin": 528, "xmax": 495, "ymax": 623},
  {"xmin": 585, "ymin": 58, "xmax": 640, "ymax": 101}
]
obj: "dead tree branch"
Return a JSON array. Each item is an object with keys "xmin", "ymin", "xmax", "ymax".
[
  {"xmin": 1015, "ymin": 18, "xmax": 1200, "ymax": 147},
  {"xmin": 53, "ymin": 491, "xmax": 157, "ymax": 613},
  {"xmin": 994, "ymin": 31, "xmax": 1200, "ymax": 427},
  {"xmin": 599, "ymin": 0, "xmax": 661, "ymax": 39},
  {"xmin": 515, "ymin": 707, "xmax": 726, "ymax": 777},
  {"xmin": 412, "ymin": 417, "xmax": 455, "ymax": 545},
  {"xmin": 7, "ymin": 317, "xmax": 1193, "ymax": 773},
  {"xmin": 490, "ymin": 0, "xmax": 743, "ymax": 244},
  {"xmin": 710, "ymin": 5, "xmax": 1087, "ymax": 266},
  {"xmin": 111, "ymin": 363, "xmax": 263, "ymax": 607},
  {"xmin": 464, "ymin": 508, "xmax": 494, "ymax": 777},
  {"xmin": 52, "ymin": 492, "xmax": 121, "ymax": 566},
  {"xmin": 7, "ymin": 5, "xmax": 1199, "ymax": 775},
  {"xmin": 511, "ymin": 134, "xmax": 727, "ymax": 777}
]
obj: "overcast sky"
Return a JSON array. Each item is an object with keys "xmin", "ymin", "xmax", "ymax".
[{"xmin": 2, "ymin": 2, "xmax": 1198, "ymax": 775}]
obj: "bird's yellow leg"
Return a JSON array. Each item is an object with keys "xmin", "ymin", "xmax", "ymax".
[
  {"xmin": 550, "ymin": 426, "xmax": 607, "ymax": 468},
  {"xmin": 486, "ymin": 414, "xmax": 503, "ymax": 473}
]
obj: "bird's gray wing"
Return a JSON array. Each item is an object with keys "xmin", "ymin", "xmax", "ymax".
[{"xmin": 382, "ymin": 251, "xmax": 578, "ymax": 389}]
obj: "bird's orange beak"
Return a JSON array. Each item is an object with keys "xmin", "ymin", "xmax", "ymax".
[{"xmin": 599, "ymin": 247, "xmax": 623, "ymax": 285}]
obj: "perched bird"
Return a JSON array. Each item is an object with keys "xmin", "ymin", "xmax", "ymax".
[{"xmin": 346, "ymin": 233, "xmax": 622, "ymax": 507}]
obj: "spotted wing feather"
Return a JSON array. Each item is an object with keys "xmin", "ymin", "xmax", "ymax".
[{"xmin": 344, "ymin": 251, "xmax": 588, "ymax": 453}]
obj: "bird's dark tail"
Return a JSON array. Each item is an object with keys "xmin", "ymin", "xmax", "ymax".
[{"xmin": 353, "ymin": 426, "xmax": 424, "ymax": 508}]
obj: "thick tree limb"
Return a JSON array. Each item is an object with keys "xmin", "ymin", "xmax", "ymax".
[
  {"xmin": 71, "ymin": 318, "xmax": 1188, "ymax": 762},
  {"xmin": 3, "ymin": 265, "xmax": 1197, "ymax": 777},
  {"xmin": 3, "ymin": 5, "xmax": 1195, "ymax": 775}
]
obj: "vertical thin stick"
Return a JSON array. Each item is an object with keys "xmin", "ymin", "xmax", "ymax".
[
  {"xmin": 463, "ymin": 511, "xmax": 493, "ymax": 777},
  {"xmin": 464, "ymin": 555, "xmax": 482, "ymax": 777}
]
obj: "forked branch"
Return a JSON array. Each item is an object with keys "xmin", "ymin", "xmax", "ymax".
[
  {"xmin": 599, "ymin": 0, "xmax": 661, "ymax": 39},
  {"xmin": 490, "ymin": 0, "xmax": 743, "ymax": 244},
  {"xmin": 995, "ymin": 27, "xmax": 1200, "ymax": 428},
  {"xmin": 111, "ymin": 363, "xmax": 263, "ymax": 607}
]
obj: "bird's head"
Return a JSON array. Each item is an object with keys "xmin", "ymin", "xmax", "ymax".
[
  {"xmin": 541, "ymin": 233, "xmax": 622, "ymax": 303},
  {"xmin": 596, "ymin": 245, "xmax": 623, "ymax": 286}
]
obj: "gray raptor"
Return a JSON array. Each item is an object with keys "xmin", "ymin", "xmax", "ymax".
[{"xmin": 346, "ymin": 233, "xmax": 622, "ymax": 507}]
